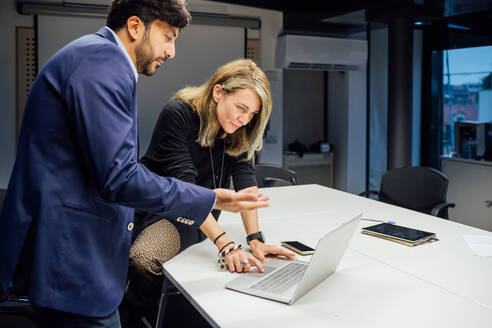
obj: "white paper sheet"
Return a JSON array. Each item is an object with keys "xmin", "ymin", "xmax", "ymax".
[{"xmin": 463, "ymin": 234, "xmax": 492, "ymax": 257}]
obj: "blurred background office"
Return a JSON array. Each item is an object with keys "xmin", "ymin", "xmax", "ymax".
[{"xmin": 1, "ymin": 0, "xmax": 492, "ymax": 231}]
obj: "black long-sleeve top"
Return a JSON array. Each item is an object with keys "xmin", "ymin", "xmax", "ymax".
[{"xmin": 134, "ymin": 100, "xmax": 257, "ymax": 250}]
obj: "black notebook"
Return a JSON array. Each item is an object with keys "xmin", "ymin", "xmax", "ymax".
[{"xmin": 361, "ymin": 223, "xmax": 436, "ymax": 247}]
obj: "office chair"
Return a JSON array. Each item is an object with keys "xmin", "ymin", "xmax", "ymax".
[
  {"xmin": 0, "ymin": 297, "xmax": 39, "ymax": 328},
  {"xmin": 155, "ymin": 277, "xmax": 211, "ymax": 328},
  {"xmin": 254, "ymin": 164, "xmax": 297, "ymax": 188},
  {"xmin": 0, "ymin": 188, "xmax": 6, "ymax": 212},
  {"xmin": 359, "ymin": 166, "xmax": 455, "ymax": 219}
]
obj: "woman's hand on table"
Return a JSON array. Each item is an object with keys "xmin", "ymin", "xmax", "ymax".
[
  {"xmin": 224, "ymin": 247, "xmax": 264, "ymax": 273},
  {"xmin": 249, "ymin": 240, "xmax": 297, "ymax": 263}
]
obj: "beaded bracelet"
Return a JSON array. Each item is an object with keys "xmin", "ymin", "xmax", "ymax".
[
  {"xmin": 217, "ymin": 257, "xmax": 227, "ymax": 272},
  {"xmin": 220, "ymin": 243, "xmax": 242, "ymax": 258}
]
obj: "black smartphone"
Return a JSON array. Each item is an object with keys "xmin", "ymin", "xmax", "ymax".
[{"xmin": 281, "ymin": 241, "xmax": 315, "ymax": 255}]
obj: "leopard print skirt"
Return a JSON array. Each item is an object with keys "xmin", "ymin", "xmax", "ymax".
[{"xmin": 129, "ymin": 218, "xmax": 181, "ymax": 276}]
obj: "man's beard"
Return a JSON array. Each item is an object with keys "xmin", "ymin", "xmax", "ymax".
[{"xmin": 135, "ymin": 33, "xmax": 165, "ymax": 76}]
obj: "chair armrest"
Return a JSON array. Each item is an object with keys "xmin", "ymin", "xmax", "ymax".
[
  {"xmin": 358, "ymin": 190, "xmax": 379, "ymax": 198},
  {"xmin": 431, "ymin": 202, "xmax": 455, "ymax": 217}
]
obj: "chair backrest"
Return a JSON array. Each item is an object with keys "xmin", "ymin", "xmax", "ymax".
[
  {"xmin": 0, "ymin": 302, "xmax": 39, "ymax": 328},
  {"xmin": 379, "ymin": 166, "xmax": 449, "ymax": 216},
  {"xmin": 254, "ymin": 164, "xmax": 297, "ymax": 188},
  {"xmin": 0, "ymin": 292, "xmax": 39, "ymax": 328},
  {"xmin": 0, "ymin": 188, "xmax": 6, "ymax": 212}
]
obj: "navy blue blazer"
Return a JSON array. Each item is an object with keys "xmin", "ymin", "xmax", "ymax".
[{"xmin": 0, "ymin": 27, "xmax": 215, "ymax": 317}]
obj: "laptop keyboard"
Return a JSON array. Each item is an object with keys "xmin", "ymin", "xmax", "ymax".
[{"xmin": 250, "ymin": 262, "xmax": 307, "ymax": 294}]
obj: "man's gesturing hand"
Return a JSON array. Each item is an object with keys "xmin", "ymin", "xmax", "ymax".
[{"xmin": 213, "ymin": 188, "xmax": 269, "ymax": 212}]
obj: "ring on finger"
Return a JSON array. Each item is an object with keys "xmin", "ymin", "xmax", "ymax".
[{"xmin": 241, "ymin": 259, "xmax": 248, "ymax": 267}]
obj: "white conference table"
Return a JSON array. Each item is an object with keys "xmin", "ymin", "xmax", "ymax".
[{"xmin": 162, "ymin": 184, "xmax": 492, "ymax": 327}]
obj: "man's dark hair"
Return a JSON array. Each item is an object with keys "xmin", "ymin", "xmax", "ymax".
[{"xmin": 106, "ymin": 0, "xmax": 191, "ymax": 30}]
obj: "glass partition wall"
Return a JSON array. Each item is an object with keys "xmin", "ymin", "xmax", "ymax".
[{"xmin": 441, "ymin": 46, "xmax": 492, "ymax": 157}]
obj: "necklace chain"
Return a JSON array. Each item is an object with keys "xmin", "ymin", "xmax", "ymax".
[{"xmin": 209, "ymin": 142, "xmax": 225, "ymax": 189}]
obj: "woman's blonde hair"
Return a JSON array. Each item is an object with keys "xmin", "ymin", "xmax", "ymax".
[{"xmin": 173, "ymin": 58, "xmax": 272, "ymax": 160}]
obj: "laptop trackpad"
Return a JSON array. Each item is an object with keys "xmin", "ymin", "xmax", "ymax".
[
  {"xmin": 246, "ymin": 257, "xmax": 293, "ymax": 277},
  {"xmin": 246, "ymin": 265, "xmax": 279, "ymax": 278}
]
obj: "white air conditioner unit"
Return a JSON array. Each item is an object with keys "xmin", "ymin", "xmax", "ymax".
[{"xmin": 276, "ymin": 34, "xmax": 367, "ymax": 71}]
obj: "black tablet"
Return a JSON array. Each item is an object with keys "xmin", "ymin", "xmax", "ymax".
[{"xmin": 361, "ymin": 223, "xmax": 435, "ymax": 244}]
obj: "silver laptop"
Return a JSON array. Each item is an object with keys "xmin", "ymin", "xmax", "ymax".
[{"xmin": 225, "ymin": 214, "xmax": 361, "ymax": 304}]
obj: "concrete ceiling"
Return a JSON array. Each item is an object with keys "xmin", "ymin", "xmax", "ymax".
[{"xmin": 208, "ymin": 0, "xmax": 492, "ymax": 38}]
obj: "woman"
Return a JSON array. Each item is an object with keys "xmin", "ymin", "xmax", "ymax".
[{"xmin": 120, "ymin": 59, "xmax": 295, "ymax": 326}]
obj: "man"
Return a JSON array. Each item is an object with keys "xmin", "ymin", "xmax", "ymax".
[{"xmin": 0, "ymin": 0, "xmax": 267, "ymax": 326}]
